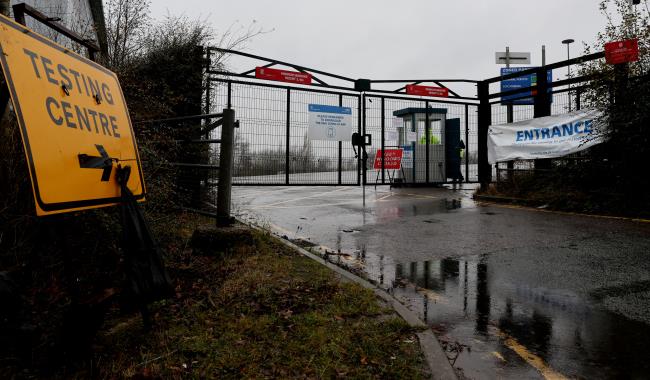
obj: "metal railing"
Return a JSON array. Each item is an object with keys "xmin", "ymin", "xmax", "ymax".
[
  {"xmin": 205, "ymin": 49, "xmax": 481, "ymax": 186},
  {"xmin": 137, "ymin": 109, "xmax": 236, "ymax": 225},
  {"xmin": 204, "ymin": 46, "xmax": 627, "ymax": 190},
  {"xmin": 12, "ymin": 3, "xmax": 101, "ymax": 60}
]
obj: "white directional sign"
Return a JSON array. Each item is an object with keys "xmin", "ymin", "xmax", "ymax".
[
  {"xmin": 495, "ymin": 51, "xmax": 531, "ymax": 64},
  {"xmin": 307, "ymin": 104, "xmax": 353, "ymax": 141}
]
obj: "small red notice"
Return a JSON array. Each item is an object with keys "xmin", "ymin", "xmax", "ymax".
[
  {"xmin": 405, "ymin": 84, "xmax": 449, "ymax": 98},
  {"xmin": 255, "ymin": 67, "xmax": 312, "ymax": 85},
  {"xmin": 605, "ymin": 39, "xmax": 639, "ymax": 65},
  {"xmin": 373, "ymin": 149, "xmax": 403, "ymax": 170}
]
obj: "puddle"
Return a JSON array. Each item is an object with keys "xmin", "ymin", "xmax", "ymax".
[
  {"xmin": 373, "ymin": 197, "xmax": 465, "ymax": 223},
  {"xmin": 314, "ymin": 247, "xmax": 650, "ymax": 379},
  {"xmin": 364, "ymin": 254, "xmax": 650, "ymax": 379}
]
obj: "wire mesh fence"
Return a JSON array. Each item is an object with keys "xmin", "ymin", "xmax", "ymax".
[
  {"xmin": 207, "ymin": 77, "xmax": 481, "ymax": 186},
  {"xmin": 136, "ymin": 114, "xmax": 226, "ymax": 218},
  {"xmin": 210, "ymin": 79, "xmax": 360, "ymax": 185},
  {"xmin": 203, "ymin": 51, "xmax": 610, "ymax": 189}
]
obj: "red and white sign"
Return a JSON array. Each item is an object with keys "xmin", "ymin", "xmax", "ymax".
[
  {"xmin": 373, "ymin": 149, "xmax": 403, "ymax": 170},
  {"xmin": 255, "ymin": 67, "xmax": 312, "ymax": 85},
  {"xmin": 405, "ymin": 84, "xmax": 449, "ymax": 98},
  {"xmin": 605, "ymin": 39, "xmax": 639, "ymax": 65}
]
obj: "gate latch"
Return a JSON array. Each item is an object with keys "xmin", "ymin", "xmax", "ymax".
[{"xmin": 351, "ymin": 133, "xmax": 372, "ymax": 159}]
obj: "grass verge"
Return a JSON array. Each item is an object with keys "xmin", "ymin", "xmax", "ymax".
[{"xmin": 75, "ymin": 223, "xmax": 427, "ymax": 379}]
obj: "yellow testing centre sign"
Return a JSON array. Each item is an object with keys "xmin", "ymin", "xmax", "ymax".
[{"xmin": 0, "ymin": 14, "xmax": 145, "ymax": 216}]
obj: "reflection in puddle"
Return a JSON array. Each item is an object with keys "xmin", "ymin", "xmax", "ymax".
[
  {"xmin": 374, "ymin": 198, "xmax": 464, "ymax": 223},
  {"xmin": 378, "ymin": 256, "xmax": 650, "ymax": 379}
]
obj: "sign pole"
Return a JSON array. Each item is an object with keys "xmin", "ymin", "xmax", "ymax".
[
  {"xmin": 362, "ymin": 93, "xmax": 366, "ymax": 209},
  {"xmin": 562, "ymin": 39, "xmax": 574, "ymax": 112},
  {"xmin": 505, "ymin": 47, "xmax": 514, "ymax": 181},
  {"xmin": 506, "ymin": 47, "xmax": 512, "ymax": 122}
]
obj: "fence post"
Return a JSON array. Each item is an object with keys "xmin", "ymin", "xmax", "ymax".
[
  {"xmin": 533, "ymin": 66, "xmax": 552, "ymax": 171},
  {"xmin": 338, "ymin": 94, "xmax": 343, "ymax": 185},
  {"xmin": 362, "ymin": 94, "xmax": 367, "ymax": 186},
  {"xmin": 477, "ymin": 81, "xmax": 492, "ymax": 190},
  {"xmin": 425, "ymin": 100, "xmax": 430, "ymax": 184},
  {"xmin": 381, "ymin": 97, "xmax": 385, "ymax": 184},
  {"xmin": 217, "ymin": 108, "xmax": 235, "ymax": 226},
  {"xmin": 464, "ymin": 104, "xmax": 469, "ymax": 183},
  {"xmin": 285, "ymin": 89, "xmax": 290, "ymax": 185}
]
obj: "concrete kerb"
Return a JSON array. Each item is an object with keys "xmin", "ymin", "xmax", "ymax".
[
  {"xmin": 243, "ymin": 221, "xmax": 458, "ymax": 380},
  {"xmin": 473, "ymin": 194, "xmax": 650, "ymax": 223}
]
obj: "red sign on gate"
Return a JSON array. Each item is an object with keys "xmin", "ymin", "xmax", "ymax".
[
  {"xmin": 255, "ymin": 67, "xmax": 312, "ymax": 85},
  {"xmin": 373, "ymin": 149, "xmax": 403, "ymax": 170},
  {"xmin": 605, "ymin": 39, "xmax": 639, "ymax": 65},
  {"xmin": 405, "ymin": 84, "xmax": 449, "ymax": 98}
]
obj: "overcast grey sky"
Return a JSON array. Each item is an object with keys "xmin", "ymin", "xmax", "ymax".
[{"xmin": 150, "ymin": 0, "xmax": 610, "ymax": 92}]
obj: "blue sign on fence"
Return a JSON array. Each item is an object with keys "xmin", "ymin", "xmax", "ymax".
[{"xmin": 500, "ymin": 67, "xmax": 553, "ymax": 105}]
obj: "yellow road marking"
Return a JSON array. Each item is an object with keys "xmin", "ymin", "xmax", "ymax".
[
  {"xmin": 498, "ymin": 330, "xmax": 568, "ymax": 380},
  {"xmin": 492, "ymin": 351, "xmax": 506, "ymax": 362}
]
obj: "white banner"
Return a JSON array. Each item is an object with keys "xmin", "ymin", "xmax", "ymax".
[
  {"xmin": 488, "ymin": 109, "xmax": 606, "ymax": 164},
  {"xmin": 307, "ymin": 104, "xmax": 352, "ymax": 141}
]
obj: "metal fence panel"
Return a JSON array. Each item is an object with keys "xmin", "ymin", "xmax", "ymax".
[{"xmin": 210, "ymin": 79, "xmax": 361, "ymax": 185}]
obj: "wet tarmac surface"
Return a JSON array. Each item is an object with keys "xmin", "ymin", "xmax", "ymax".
[{"xmin": 233, "ymin": 185, "xmax": 650, "ymax": 379}]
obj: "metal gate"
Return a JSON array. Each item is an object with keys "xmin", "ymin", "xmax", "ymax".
[
  {"xmin": 205, "ymin": 48, "xmax": 480, "ymax": 186},
  {"xmin": 210, "ymin": 79, "xmax": 362, "ymax": 186}
]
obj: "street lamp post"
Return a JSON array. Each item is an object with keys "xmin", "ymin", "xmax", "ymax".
[{"xmin": 562, "ymin": 38, "xmax": 575, "ymax": 112}]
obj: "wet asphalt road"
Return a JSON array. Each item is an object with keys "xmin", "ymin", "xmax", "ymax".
[{"xmin": 233, "ymin": 185, "xmax": 650, "ymax": 379}]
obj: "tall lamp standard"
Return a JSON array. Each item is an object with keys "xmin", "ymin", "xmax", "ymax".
[{"xmin": 562, "ymin": 38, "xmax": 575, "ymax": 112}]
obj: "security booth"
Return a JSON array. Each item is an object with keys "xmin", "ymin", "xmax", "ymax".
[{"xmin": 393, "ymin": 107, "xmax": 463, "ymax": 184}]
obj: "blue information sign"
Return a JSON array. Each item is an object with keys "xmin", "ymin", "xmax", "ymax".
[
  {"xmin": 500, "ymin": 67, "xmax": 552, "ymax": 105},
  {"xmin": 307, "ymin": 104, "xmax": 352, "ymax": 114}
]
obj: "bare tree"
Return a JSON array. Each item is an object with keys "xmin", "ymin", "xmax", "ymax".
[
  {"xmin": 104, "ymin": 0, "xmax": 151, "ymax": 69},
  {"xmin": 104, "ymin": 0, "xmax": 269, "ymax": 71}
]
